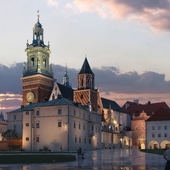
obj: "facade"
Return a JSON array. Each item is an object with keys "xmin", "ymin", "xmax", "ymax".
[
  {"xmin": 8, "ymin": 97, "xmax": 102, "ymax": 151},
  {"xmin": 146, "ymin": 108, "xmax": 170, "ymax": 149},
  {"xmin": 122, "ymin": 100, "xmax": 169, "ymax": 148}
]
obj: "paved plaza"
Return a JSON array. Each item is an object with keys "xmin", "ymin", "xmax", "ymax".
[{"xmin": 0, "ymin": 149, "xmax": 167, "ymax": 170}]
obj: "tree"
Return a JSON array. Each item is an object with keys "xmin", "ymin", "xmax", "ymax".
[{"xmin": 2, "ymin": 129, "xmax": 18, "ymax": 140}]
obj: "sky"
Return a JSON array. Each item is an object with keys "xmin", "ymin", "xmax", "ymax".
[{"xmin": 1, "ymin": 0, "xmax": 170, "ymax": 114}]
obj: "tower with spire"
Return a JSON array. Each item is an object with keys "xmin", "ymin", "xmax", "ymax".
[
  {"xmin": 21, "ymin": 12, "xmax": 55, "ymax": 105},
  {"xmin": 63, "ymin": 64, "xmax": 71, "ymax": 88},
  {"xmin": 74, "ymin": 57, "xmax": 98, "ymax": 112}
]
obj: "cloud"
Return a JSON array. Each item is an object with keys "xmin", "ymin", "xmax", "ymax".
[
  {"xmin": 47, "ymin": 0, "xmax": 58, "ymax": 9},
  {"xmin": 68, "ymin": 0, "xmax": 170, "ymax": 33}
]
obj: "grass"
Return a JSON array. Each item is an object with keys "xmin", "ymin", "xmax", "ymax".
[
  {"xmin": 140, "ymin": 149, "xmax": 166, "ymax": 155},
  {"xmin": 0, "ymin": 154, "xmax": 76, "ymax": 164}
]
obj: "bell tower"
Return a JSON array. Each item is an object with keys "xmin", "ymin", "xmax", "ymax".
[
  {"xmin": 74, "ymin": 58, "xmax": 98, "ymax": 112},
  {"xmin": 21, "ymin": 13, "xmax": 55, "ymax": 106}
]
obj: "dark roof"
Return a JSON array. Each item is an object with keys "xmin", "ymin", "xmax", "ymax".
[
  {"xmin": 101, "ymin": 98, "xmax": 126, "ymax": 113},
  {"xmin": 122, "ymin": 101, "xmax": 169, "ymax": 116},
  {"xmin": 146, "ymin": 107, "xmax": 170, "ymax": 121},
  {"xmin": 78, "ymin": 58, "xmax": 94, "ymax": 75},
  {"xmin": 57, "ymin": 83, "xmax": 74, "ymax": 101},
  {"xmin": 9, "ymin": 96, "xmax": 85, "ymax": 113}
]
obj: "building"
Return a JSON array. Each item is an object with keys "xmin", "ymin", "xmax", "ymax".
[
  {"xmin": 122, "ymin": 100, "xmax": 169, "ymax": 148},
  {"xmin": 8, "ymin": 96, "xmax": 101, "ymax": 151},
  {"xmin": 146, "ymin": 107, "xmax": 170, "ymax": 149}
]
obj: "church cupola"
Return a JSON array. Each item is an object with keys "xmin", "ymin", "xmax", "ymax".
[
  {"xmin": 78, "ymin": 57, "xmax": 95, "ymax": 90},
  {"xmin": 23, "ymin": 12, "xmax": 53, "ymax": 78},
  {"xmin": 63, "ymin": 64, "xmax": 72, "ymax": 88}
]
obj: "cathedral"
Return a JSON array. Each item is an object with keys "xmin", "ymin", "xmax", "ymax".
[{"xmin": 7, "ymin": 15, "xmax": 132, "ymax": 151}]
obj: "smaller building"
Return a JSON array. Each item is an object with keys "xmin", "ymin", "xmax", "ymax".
[{"xmin": 146, "ymin": 108, "xmax": 170, "ymax": 149}]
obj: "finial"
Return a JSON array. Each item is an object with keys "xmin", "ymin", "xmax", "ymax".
[
  {"xmin": 37, "ymin": 10, "xmax": 40, "ymax": 22},
  {"xmin": 85, "ymin": 54, "xmax": 87, "ymax": 58},
  {"xmin": 26, "ymin": 40, "xmax": 29, "ymax": 48},
  {"xmin": 48, "ymin": 41, "xmax": 50, "ymax": 49},
  {"xmin": 65, "ymin": 63, "xmax": 67, "ymax": 74}
]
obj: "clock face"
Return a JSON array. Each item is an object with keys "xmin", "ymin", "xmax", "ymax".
[{"xmin": 26, "ymin": 91, "xmax": 35, "ymax": 103}]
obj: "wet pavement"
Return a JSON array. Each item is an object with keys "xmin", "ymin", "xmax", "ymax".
[{"xmin": 0, "ymin": 149, "xmax": 167, "ymax": 170}]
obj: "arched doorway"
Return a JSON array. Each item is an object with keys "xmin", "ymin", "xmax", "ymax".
[
  {"xmin": 148, "ymin": 140, "xmax": 159, "ymax": 149},
  {"xmin": 160, "ymin": 140, "xmax": 170, "ymax": 149}
]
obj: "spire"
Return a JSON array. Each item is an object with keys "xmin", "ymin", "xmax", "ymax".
[
  {"xmin": 78, "ymin": 57, "xmax": 94, "ymax": 75},
  {"xmin": 63, "ymin": 64, "xmax": 71, "ymax": 88}
]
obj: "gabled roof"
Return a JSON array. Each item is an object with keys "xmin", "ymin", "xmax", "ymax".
[
  {"xmin": 57, "ymin": 83, "xmax": 74, "ymax": 101},
  {"xmin": 78, "ymin": 58, "xmax": 94, "ymax": 75},
  {"xmin": 122, "ymin": 101, "xmax": 169, "ymax": 116},
  {"xmin": 8, "ymin": 97, "xmax": 84, "ymax": 113},
  {"xmin": 146, "ymin": 107, "xmax": 170, "ymax": 121},
  {"xmin": 101, "ymin": 98, "xmax": 126, "ymax": 113}
]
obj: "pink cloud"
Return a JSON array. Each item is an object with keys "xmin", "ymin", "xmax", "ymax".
[{"xmin": 71, "ymin": 0, "xmax": 170, "ymax": 33}]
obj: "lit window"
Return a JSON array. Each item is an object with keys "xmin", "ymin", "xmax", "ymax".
[
  {"xmin": 36, "ymin": 122, "xmax": 40, "ymax": 128},
  {"xmin": 58, "ymin": 121, "xmax": 62, "ymax": 127},
  {"xmin": 26, "ymin": 123, "xmax": 29, "ymax": 127},
  {"xmin": 58, "ymin": 108, "xmax": 62, "ymax": 114},
  {"xmin": 141, "ymin": 133, "xmax": 145, "ymax": 138}
]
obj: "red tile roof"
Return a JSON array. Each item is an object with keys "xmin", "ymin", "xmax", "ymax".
[
  {"xmin": 146, "ymin": 107, "xmax": 170, "ymax": 121},
  {"xmin": 122, "ymin": 101, "xmax": 169, "ymax": 116}
]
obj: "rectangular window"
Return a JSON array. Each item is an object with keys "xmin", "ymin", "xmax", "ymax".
[
  {"xmin": 158, "ymin": 133, "xmax": 161, "ymax": 137},
  {"xmin": 83, "ymin": 124, "xmax": 85, "ymax": 130},
  {"xmin": 14, "ymin": 115, "xmax": 16, "ymax": 120},
  {"xmin": 74, "ymin": 110, "xmax": 76, "ymax": 116},
  {"xmin": 152, "ymin": 126, "xmax": 155, "ymax": 130},
  {"xmin": 141, "ymin": 133, "xmax": 145, "ymax": 138},
  {"xmin": 164, "ymin": 126, "xmax": 167, "ymax": 130},
  {"xmin": 84, "ymin": 137, "xmax": 86, "ymax": 143},
  {"xmin": 26, "ymin": 137, "xmax": 29, "ymax": 141},
  {"xmin": 165, "ymin": 133, "xmax": 167, "ymax": 137},
  {"xmin": 26, "ymin": 123, "xmax": 29, "ymax": 127},
  {"xmin": 36, "ymin": 136, "xmax": 39, "ymax": 142},
  {"xmin": 75, "ymin": 137, "xmax": 77, "ymax": 143},
  {"xmin": 36, "ymin": 122, "xmax": 40, "ymax": 128},
  {"xmin": 36, "ymin": 110, "xmax": 40, "ymax": 116},
  {"xmin": 89, "ymin": 138, "xmax": 91, "ymax": 144},
  {"xmin": 79, "ymin": 123, "xmax": 81, "ymax": 129},
  {"xmin": 74, "ymin": 122, "xmax": 76, "ymax": 128},
  {"xmin": 152, "ymin": 133, "xmax": 155, "ymax": 138},
  {"xmin": 79, "ymin": 137, "xmax": 81, "ymax": 143},
  {"xmin": 58, "ymin": 108, "xmax": 62, "ymax": 114},
  {"xmin": 83, "ymin": 113, "xmax": 85, "ymax": 119},
  {"xmin": 158, "ymin": 126, "xmax": 161, "ymax": 130},
  {"xmin": 58, "ymin": 121, "xmax": 62, "ymax": 127},
  {"xmin": 26, "ymin": 111, "xmax": 29, "ymax": 115}
]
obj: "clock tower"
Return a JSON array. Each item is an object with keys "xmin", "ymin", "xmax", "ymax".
[{"xmin": 21, "ymin": 14, "xmax": 54, "ymax": 105}]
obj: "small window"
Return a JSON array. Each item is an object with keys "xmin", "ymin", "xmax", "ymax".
[
  {"xmin": 74, "ymin": 122, "xmax": 76, "ymax": 128},
  {"xmin": 135, "ymin": 126, "xmax": 138, "ymax": 130},
  {"xmin": 84, "ymin": 137, "xmax": 86, "ymax": 144},
  {"xmin": 26, "ymin": 111, "xmax": 29, "ymax": 115},
  {"xmin": 26, "ymin": 123, "xmax": 29, "ymax": 127},
  {"xmin": 58, "ymin": 121, "xmax": 62, "ymax": 127},
  {"xmin": 89, "ymin": 138, "xmax": 91, "ymax": 144},
  {"xmin": 36, "ymin": 122, "xmax": 40, "ymax": 128},
  {"xmin": 165, "ymin": 133, "xmax": 167, "ymax": 137},
  {"xmin": 79, "ymin": 123, "xmax": 81, "ymax": 129},
  {"xmin": 36, "ymin": 110, "xmax": 40, "ymax": 116},
  {"xmin": 152, "ymin": 133, "xmax": 155, "ymax": 137},
  {"xmin": 36, "ymin": 136, "xmax": 39, "ymax": 142},
  {"xmin": 58, "ymin": 108, "xmax": 62, "ymax": 114},
  {"xmin": 79, "ymin": 137, "xmax": 81, "ymax": 143},
  {"xmin": 75, "ymin": 136, "xmax": 77, "ymax": 143},
  {"xmin": 74, "ymin": 110, "xmax": 76, "ymax": 116},
  {"xmin": 164, "ymin": 126, "xmax": 167, "ymax": 130},
  {"xmin": 83, "ymin": 124, "xmax": 85, "ymax": 130},
  {"xmin": 26, "ymin": 137, "xmax": 29, "ymax": 141},
  {"xmin": 141, "ymin": 133, "xmax": 145, "ymax": 138},
  {"xmin": 158, "ymin": 126, "xmax": 161, "ymax": 130},
  {"xmin": 158, "ymin": 133, "xmax": 161, "ymax": 137},
  {"xmin": 152, "ymin": 126, "xmax": 155, "ymax": 130},
  {"xmin": 14, "ymin": 115, "xmax": 16, "ymax": 120}
]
